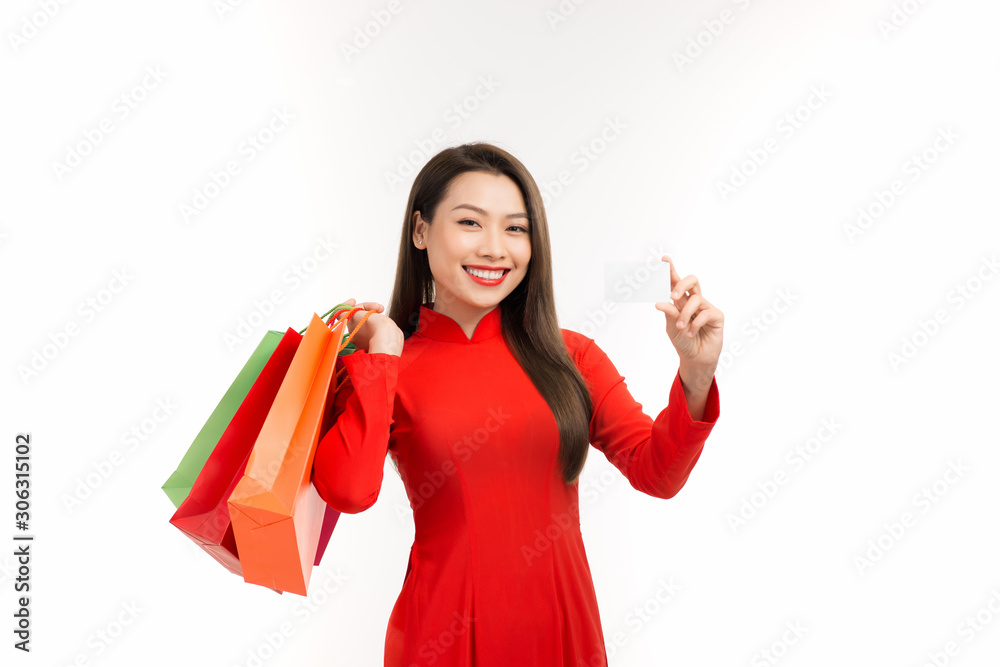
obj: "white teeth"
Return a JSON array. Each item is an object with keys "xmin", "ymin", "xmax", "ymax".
[{"xmin": 465, "ymin": 267, "xmax": 505, "ymax": 280}]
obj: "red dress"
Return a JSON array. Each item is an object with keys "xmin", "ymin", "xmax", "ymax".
[{"xmin": 312, "ymin": 301, "xmax": 720, "ymax": 666}]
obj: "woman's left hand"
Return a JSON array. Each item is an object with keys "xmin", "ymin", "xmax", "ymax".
[{"xmin": 654, "ymin": 255, "xmax": 724, "ymax": 376}]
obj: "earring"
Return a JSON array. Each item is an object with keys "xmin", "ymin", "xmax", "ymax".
[{"xmin": 417, "ymin": 239, "xmax": 422, "ymax": 245}]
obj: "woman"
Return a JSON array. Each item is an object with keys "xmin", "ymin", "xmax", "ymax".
[{"xmin": 312, "ymin": 142, "xmax": 723, "ymax": 666}]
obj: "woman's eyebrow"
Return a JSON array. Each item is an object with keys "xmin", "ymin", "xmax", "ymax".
[{"xmin": 451, "ymin": 203, "xmax": 529, "ymax": 221}]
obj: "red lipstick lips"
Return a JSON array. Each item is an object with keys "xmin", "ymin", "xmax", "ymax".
[{"xmin": 463, "ymin": 265, "xmax": 509, "ymax": 286}]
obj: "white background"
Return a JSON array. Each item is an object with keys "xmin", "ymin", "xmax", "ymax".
[{"xmin": 3, "ymin": 1, "xmax": 999, "ymax": 665}]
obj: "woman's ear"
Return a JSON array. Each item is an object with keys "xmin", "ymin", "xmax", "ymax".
[{"xmin": 412, "ymin": 211, "xmax": 426, "ymax": 246}]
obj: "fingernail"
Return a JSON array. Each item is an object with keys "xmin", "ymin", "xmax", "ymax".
[{"xmin": 671, "ymin": 292, "xmax": 679, "ymax": 298}]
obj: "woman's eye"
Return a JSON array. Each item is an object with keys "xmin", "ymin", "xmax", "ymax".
[{"xmin": 457, "ymin": 219, "xmax": 527, "ymax": 233}]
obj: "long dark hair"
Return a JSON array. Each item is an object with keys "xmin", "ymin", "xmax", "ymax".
[{"xmin": 387, "ymin": 142, "xmax": 593, "ymax": 485}]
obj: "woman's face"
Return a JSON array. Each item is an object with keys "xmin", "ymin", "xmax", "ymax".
[{"xmin": 413, "ymin": 171, "xmax": 531, "ymax": 314}]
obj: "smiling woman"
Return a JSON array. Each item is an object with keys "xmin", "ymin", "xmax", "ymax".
[
  {"xmin": 310, "ymin": 142, "xmax": 722, "ymax": 667},
  {"xmin": 411, "ymin": 171, "xmax": 533, "ymax": 339}
]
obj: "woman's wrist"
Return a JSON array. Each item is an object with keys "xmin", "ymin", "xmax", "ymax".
[
  {"xmin": 369, "ymin": 333, "xmax": 404, "ymax": 357},
  {"xmin": 678, "ymin": 362, "xmax": 716, "ymax": 395}
]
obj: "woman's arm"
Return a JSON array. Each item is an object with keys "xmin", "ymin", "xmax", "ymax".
[
  {"xmin": 571, "ymin": 333, "xmax": 720, "ymax": 499},
  {"xmin": 311, "ymin": 347, "xmax": 400, "ymax": 514}
]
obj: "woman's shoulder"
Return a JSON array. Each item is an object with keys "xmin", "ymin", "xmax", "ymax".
[
  {"xmin": 560, "ymin": 329, "xmax": 626, "ymax": 395},
  {"xmin": 560, "ymin": 327, "xmax": 598, "ymax": 363}
]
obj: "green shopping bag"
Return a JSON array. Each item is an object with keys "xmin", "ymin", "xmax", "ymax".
[
  {"xmin": 162, "ymin": 304, "xmax": 357, "ymax": 508},
  {"xmin": 162, "ymin": 332, "xmax": 284, "ymax": 508}
]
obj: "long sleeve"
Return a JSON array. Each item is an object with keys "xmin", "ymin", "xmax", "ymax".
[
  {"xmin": 572, "ymin": 334, "xmax": 720, "ymax": 499},
  {"xmin": 311, "ymin": 350, "xmax": 399, "ymax": 514}
]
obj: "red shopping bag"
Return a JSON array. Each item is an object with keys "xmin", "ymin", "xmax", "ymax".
[{"xmin": 169, "ymin": 328, "xmax": 301, "ymax": 576}]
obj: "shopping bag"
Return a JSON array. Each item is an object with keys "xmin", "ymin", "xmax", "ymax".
[
  {"xmin": 162, "ymin": 331, "xmax": 284, "ymax": 508},
  {"xmin": 169, "ymin": 327, "xmax": 302, "ymax": 577},
  {"xmin": 227, "ymin": 312, "xmax": 346, "ymax": 594},
  {"xmin": 313, "ymin": 503, "xmax": 341, "ymax": 567}
]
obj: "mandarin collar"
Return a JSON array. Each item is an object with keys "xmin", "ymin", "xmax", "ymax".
[{"xmin": 415, "ymin": 302, "xmax": 502, "ymax": 343}]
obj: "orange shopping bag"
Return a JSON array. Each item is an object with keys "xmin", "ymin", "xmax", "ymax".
[{"xmin": 227, "ymin": 308, "xmax": 371, "ymax": 595}]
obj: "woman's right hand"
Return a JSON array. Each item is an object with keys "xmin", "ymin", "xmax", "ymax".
[{"xmin": 335, "ymin": 298, "xmax": 404, "ymax": 356}]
